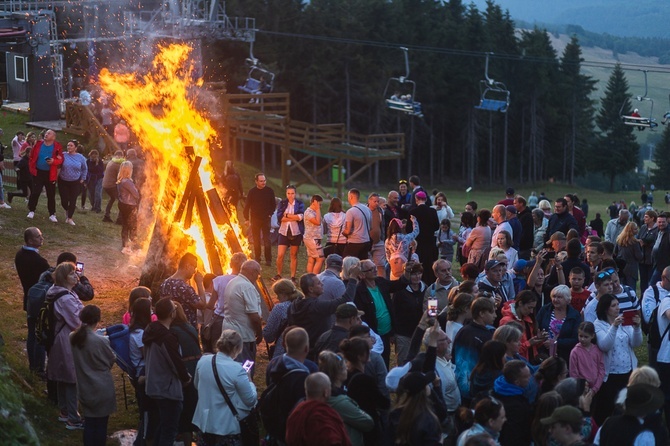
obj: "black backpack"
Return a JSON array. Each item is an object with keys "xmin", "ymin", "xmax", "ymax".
[
  {"xmin": 258, "ymin": 368, "xmax": 308, "ymax": 441},
  {"xmin": 647, "ymin": 286, "xmax": 670, "ymax": 350},
  {"xmin": 642, "ymin": 285, "xmax": 660, "ymax": 335},
  {"xmin": 35, "ymin": 290, "xmax": 70, "ymax": 351}
]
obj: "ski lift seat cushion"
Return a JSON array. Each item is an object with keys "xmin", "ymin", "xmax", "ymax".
[
  {"xmin": 476, "ymin": 99, "xmax": 508, "ymax": 112},
  {"xmin": 239, "ymin": 78, "xmax": 261, "ymax": 94}
]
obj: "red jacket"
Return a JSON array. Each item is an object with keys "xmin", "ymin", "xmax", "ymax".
[
  {"xmin": 29, "ymin": 140, "xmax": 63, "ymax": 181},
  {"xmin": 285, "ymin": 399, "xmax": 351, "ymax": 446},
  {"xmin": 499, "ymin": 301, "xmax": 538, "ymax": 360}
]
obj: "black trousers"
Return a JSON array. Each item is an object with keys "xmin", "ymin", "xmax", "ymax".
[
  {"xmin": 28, "ymin": 170, "xmax": 56, "ymax": 215},
  {"xmin": 251, "ymin": 218, "xmax": 272, "ymax": 262},
  {"xmin": 58, "ymin": 178, "xmax": 80, "ymax": 219},
  {"xmin": 104, "ymin": 186, "xmax": 118, "ymax": 217}
]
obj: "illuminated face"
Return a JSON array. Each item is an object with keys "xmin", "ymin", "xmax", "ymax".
[
  {"xmin": 67, "ymin": 141, "xmax": 77, "ymax": 152},
  {"xmin": 586, "ymin": 246, "xmax": 601, "ymax": 265},
  {"xmin": 286, "ymin": 187, "xmax": 296, "ymax": 202},
  {"xmin": 554, "ymin": 201, "xmax": 567, "ymax": 214},
  {"xmin": 368, "ymin": 195, "xmax": 379, "ymax": 210},
  {"xmin": 399, "ymin": 183, "xmax": 408, "ymax": 194},
  {"xmin": 607, "ymin": 299, "xmax": 620, "ymax": 319},
  {"xmin": 255, "ymin": 175, "xmax": 266, "ymax": 189},
  {"xmin": 569, "ymin": 273, "xmax": 584, "ymax": 289},
  {"xmin": 44, "ymin": 130, "xmax": 56, "ymax": 143},
  {"xmin": 388, "ymin": 192, "xmax": 399, "ymax": 207}
]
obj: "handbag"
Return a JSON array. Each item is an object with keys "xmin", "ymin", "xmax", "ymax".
[
  {"xmin": 211, "ymin": 356, "xmax": 260, "ymax": 446},
  {"xmin": 324, "ymin": 222, "xmax": 345, "ymax": 256}
]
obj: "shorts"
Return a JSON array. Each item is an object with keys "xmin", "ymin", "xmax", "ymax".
[
  {"xmin": 278, "ymin": 233, "xmax": 303, "ymax": 247},
  {"xmin": 370, "ymin": 242, "xmax": 385, "ymax": 268},
  {"xmin": 304, "ymin": 237, "xmax": 325, "ymax": 258}
]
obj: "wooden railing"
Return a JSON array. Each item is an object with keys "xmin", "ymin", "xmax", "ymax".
[{"xmin": 64, "ymin": 100, "xmax": 121, "ymax": 155}]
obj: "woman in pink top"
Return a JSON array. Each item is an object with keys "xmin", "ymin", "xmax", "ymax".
[
  {"xmin": 569, "ymin": 321, "xmax": 605, "ymax": 392},
  {"xmin": 463, "ymin": 209, "xmax": 492, "ymax": 270}
]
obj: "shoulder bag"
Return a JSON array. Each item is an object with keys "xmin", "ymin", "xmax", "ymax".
[{"xmin": 211, "ymin": 356, "xmax": 259, "ymax": 446}]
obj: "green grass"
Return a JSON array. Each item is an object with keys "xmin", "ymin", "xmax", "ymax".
[{"xmin": 1, "ymin": 107, "xmax": 665, "ymax": 443}]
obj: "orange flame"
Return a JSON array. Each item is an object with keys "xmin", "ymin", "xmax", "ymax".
[{"xmin": 99, "ymin": 43, "xmax": 250, "ymax": 272}]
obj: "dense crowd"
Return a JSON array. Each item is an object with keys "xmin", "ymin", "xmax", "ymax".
[{"xmin": 8, "ymin": 157, "xmax": 670, "ymax": 446}]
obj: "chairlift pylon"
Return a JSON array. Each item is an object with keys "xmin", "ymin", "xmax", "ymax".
[
  {"xmin": 383, "ymin": 47, "xmax": 423, "ymax": 118},
  {"xmin": 620, "ymin": 70, "xmax": 658, "ymax": 131},
  {"xmin": 474, "ymin": 53, "xmax": 510, "ymax": 113},
  {"xmin": 238, "ymin": 41, "xmax": 275, "ymax": 94}
]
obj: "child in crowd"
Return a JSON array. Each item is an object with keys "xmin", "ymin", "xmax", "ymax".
[
  {"xmin": 569, "ymin": 322, "xmax": 604, "ymax": 394},
  {"xmin": 303, "ymin": 194, "xmax": 324, "ymax": 273},
  {"xmin": 569, "ymin": 267, "xmax": 591, "ymax": 313},
  {"xmin": 122, "ymin": 286, "xmax": 155, "ymax": 325},
  {"xmin": 436, "ymin": 218, "xmax": 456, "ymax": 262}
]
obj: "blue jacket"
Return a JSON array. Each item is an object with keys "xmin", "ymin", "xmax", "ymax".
[
  {"xmin": 493, "ymin": 375, "xmax": 532, "ymax": 446},
  {"xmin": 276, "ymin": 198, "xmax": 305, "ymax": 234},
  {"xmin": 536, "ymin": 303, "xmax": 581, "ymax": 366}
]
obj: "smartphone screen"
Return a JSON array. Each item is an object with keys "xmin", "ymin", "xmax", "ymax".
[
  {"xmin": 428, "ymin": 299, "xmax": 438, "ymax": 317},
  {"xmin": 76, "ymin": 262, "xmax": 84, "ymax": 274},
  {"xmin": 242, "ymin": 360, "xmax": 254, "ymax": 372},
  {"xmin": 622, "ymin": 310, "xmax": 637, "ymax": 326}
]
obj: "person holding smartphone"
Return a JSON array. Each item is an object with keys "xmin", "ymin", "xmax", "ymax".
[{"xmin": 27, "ymin": 129, "xmax": 63, "ymax": 221}]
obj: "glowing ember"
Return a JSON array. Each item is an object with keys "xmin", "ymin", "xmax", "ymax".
[{"xmin": 99, "ymin": 43, "xmax": 250, "ymax": 271}]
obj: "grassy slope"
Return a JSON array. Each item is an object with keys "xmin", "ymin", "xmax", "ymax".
[{"xmin": 2, "ymin": 104, "xmax": 665, "ymax": 442}]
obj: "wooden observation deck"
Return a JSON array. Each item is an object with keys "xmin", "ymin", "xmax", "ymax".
[{"xmin": 220, "ymin": 93, "xmax": 405, "ymax": 197}]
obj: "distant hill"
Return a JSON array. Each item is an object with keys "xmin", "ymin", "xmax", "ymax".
[{"xmin": 471, "ymin": 0, "xmax": 670, "ymax": 38}]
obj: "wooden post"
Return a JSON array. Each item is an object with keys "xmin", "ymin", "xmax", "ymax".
[{"xmin": 194, "ymin": 180, "xmax": 224, "ymax": 275}]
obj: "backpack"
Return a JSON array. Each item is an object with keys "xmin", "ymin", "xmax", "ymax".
[
  {"xmin": 106, "ymin": 324, "xmax": 135, "ymax": 378},
  {"xmin": 642, "ymin": 285, "xmax": 660, "ymax": 335},
  {"xmin": 35, "ymin": 290, "xmax": 70, "ymax": 351},
  {"xmin": 647, "ymin": 286, "xmax": 670, "ymax": 350},
  {"xmin": 258, "ymin": 368, "xmax": 308, "ymax": 441}
]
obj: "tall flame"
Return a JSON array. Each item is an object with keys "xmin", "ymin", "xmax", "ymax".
[{"xmin": 99, "ymin": 43, "xmax": 250, "ymax": 272}]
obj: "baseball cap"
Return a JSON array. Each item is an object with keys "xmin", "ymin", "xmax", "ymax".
[
  {"xmin": 485, "ymin": 259, "xmax": 503, "ymax": 271},
  {"xmin": 325, "ymin": 254, "xmax": 343, "ymax": 268},
  {"xmin": 506, "ymin": 187, "xmax": 515, "ymax": 196},
  {"xmin": 335, "ymin": 303, "xmax": 364, "ymax": 319},
  {"xmin": 512, "ymin": 259, "xmax": 535, "ymax": 274},
  {"xmin": 540, "ymin": 405, "xmax": 583, "ymax": 426},
  {"xmin": 399, "ymin": 371, "xmax": 436, "ymax": 397},
  {"xmin": 505, "ymin": 205, "xmax": 517, "ymax": 214}
]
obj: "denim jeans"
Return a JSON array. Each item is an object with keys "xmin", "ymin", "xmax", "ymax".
[
  {"xmin": 88, "ymin": 178, "xmax": 103, "ymax": 212},
  {"xmin": 154, "ymin": 398, "xmax": 182, "ymax": 446}
]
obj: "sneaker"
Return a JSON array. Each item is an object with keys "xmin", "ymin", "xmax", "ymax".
[
  {"xmin": 102, "ymin": 216, "xmax": 113, "ymax": 222},
  {"xmin": 0, "ymin": 202, "xmax": 11, "ymax": 209},
  {"xmin": 122, "ymin": 247, "xmax": 132, "ymax": 255},
  {"xmin": 27, "ymin": 211, "xmax": 34, "ymax": 219},
  {"xmin": 49, "ymin": 215, "xmax": 58, "ymax": 223},
  {"xmin": 65, "ymin": 420, "xmax": 84, "ymax": 430},
  {"xmin": 271, "ymin": 274, "xmax": 282, "ymax": 282},
  {"xmin": 65, "ymin": 218, "xmax": 76, "ymax": 226},
  {"xmin": 57, "ymin": 411, "xmax": 68, "ymax": 422}
]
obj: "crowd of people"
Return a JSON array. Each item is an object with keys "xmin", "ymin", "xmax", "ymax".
[
  {"xmin": 9, "ymin": 163, "xmax": 670, "ymax": 446},
  {"xmin": 1, "ymin": 128, "xmax": 146, "ymax": 253}
]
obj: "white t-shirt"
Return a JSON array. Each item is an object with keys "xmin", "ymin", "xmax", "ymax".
[{"xmin": 222, "ymin": 275, "xmax": 262, "ymax": 342}]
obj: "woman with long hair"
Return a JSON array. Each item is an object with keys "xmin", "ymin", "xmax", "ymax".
[
  {"xmin": 47, "ymin": 262, "xmax": 85, "ymax": 429},
  {"xmin": 456, "ymin": 211, "xmax": 476, "ymax": 265},
  {"xmin": 129, "ymin": 297, "xmax": 155, "ymax": 445},
  {"xmin": 494, "ymin": 230, "xmax": 518, "ymax": 266},
  {"xmin": 445, "ymin": 292, "xmax": 474, "ymax": 349},
  {"xmin": 592, "ymin": 293, "xmax": 642, "ymax": 425},
  {"xmin": 117, "ymin": 160, "xmax": 140, "ymax": 254},
  {"xmin": 535, "ymin": 356, "xmax": 568, "ymax": 396},
  {"xmin": 322, "ymin": 197, "xmax": 347, "ymax": 256},
  {"xmin": 614, "ymin": 221, "xmax": 643, "ymax": 289},
  {"xmin": 530, "ymin": 391, "xmax": 563, "ymax": 446},
  {"xmin": 318, "ymin": 350, "xmax": 374, "ymax": 446},
  {"xmin": 499, "ymin": 290, "xmax": 544, "ymax": 362},
  {"xmin": 340, "ymin": 337, "xmax": 390, "ymax": 446},
  {"xmin": 470, "ymin": 340, "xmax": 507, "ymax": 397},
  {"xmin": 70, "ymin": 305, "xmax": 116, "ymax": 445},
  {"xmin": 263, "ymin": 279, "xmax": 303, "ymax": 359},
  {"xmin": 170, "ymin": 302, "xmax": 202, "ymax": 446},
  {"xmin": 390, "ymin": 371, "xmax": 441, "ymax": 446},
  {"xmin": 384, "ymin": 215, "xmax": 420, "ymax": 262},
  {"xmin": 463, "ymin": 209, "xmax": 492, "ymax": 270}
]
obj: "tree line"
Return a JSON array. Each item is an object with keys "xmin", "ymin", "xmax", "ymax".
[{"xmin": 206, "ymin": 0, "xmax": 665, "ymax": 190}]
